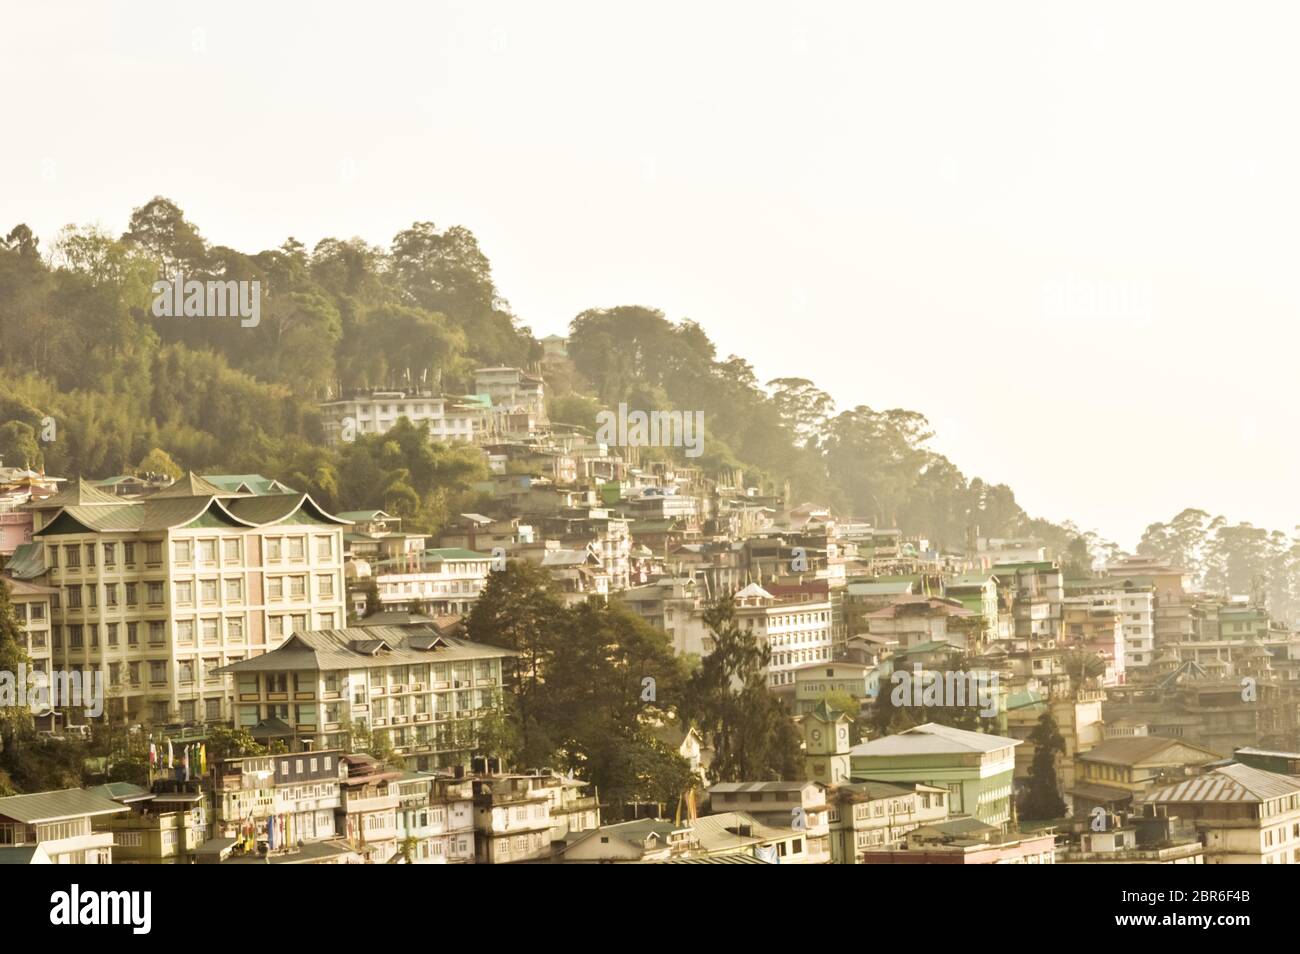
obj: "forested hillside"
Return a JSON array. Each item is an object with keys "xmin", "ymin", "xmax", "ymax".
[{"xmin": 2, "ymin": 197, "xmax": 1274, "ymax": 586}]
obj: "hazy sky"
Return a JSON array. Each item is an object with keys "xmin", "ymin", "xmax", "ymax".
[{"xmin": 5, "ymin": 1, "xmax": 1299, "ymax": 549}]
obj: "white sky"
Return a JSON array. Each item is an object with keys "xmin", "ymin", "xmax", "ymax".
[{"xmin": 5, "ymin": 1, "xmax": 1299, "ymax": 549}]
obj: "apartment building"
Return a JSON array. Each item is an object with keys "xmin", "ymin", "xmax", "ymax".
[
  {"xmin": 30, "ymin": 476, "xmax": 348, "ymax": 726},
  {"xmin": 93, "ymin": 781, "xmax": 209, "ymax": 864},
  {"xmin": 211, "ymin": 749, "xmax": 345, "ymax": 849},
  {"xmin": 474, "ymin": 367, "xmax": 546, "ymax": 420},
  {"xmin": 369, "ymin": 548, "xmax": 495, "ymax": 616},
  {"xmin": 339, "ymin": 753, "xmax": 401, "ymax": 863},
  {"xmin": 1144, "ymin": 763, "xmax": 1300, "ymax": 863},
  {"xmin": 849, "ymin": 723, "xmax": 1021, "ymax": 828},
  {"xmin": 319, "ymin": 389, "xmax": 479, "ymax": 447},
  {"xmin": 218, "ymin": 625, "xmax": 517, "ymax": 770},
  {"xmin": 5, "ymin": 577, "xmax": 55, "ymax": 678},
  {"xmin": 732, "ymin": 583, "xmax": 835, "ymax": 689},
  {"xmin": 829, "ymin": 780, "xmax": 950, "ymax": 863}
]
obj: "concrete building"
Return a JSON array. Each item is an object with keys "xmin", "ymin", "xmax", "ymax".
[
  {"xmin": 707, "ymin": 781, "xmax": 831, "ymax": 864},
  {"xmin": 27, "ymin": 475, "xmax": 348, "ymax": 726},
  {"xmin": 731, "ymin": 583, "xmax": 834, "ymax": 690},
  {"xmin": 218, "ymin": 625, "xmax": 517, "ymax": 770},
  {"xmin": 828, "ymin": 780, "xmax": 950, "ymax": 863},
  {"xmin": 1144, "ymin": 763, "xmax": 1300, "ymax": 864},
  {"xmin": 0, "ymin": 787, "xmax": 126, "ymax": 863},
  {"xmin": 319, "ymin": 389, "xmax": 479, "ymax": 447},
  {"xmin": 849, "ymin": 722, "xmax": 1021, "ymax": 828}
]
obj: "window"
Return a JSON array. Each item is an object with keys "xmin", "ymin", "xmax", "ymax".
[
  {"xmin": 201, "ymin": 618, "xmax": 219, "ymax": 644},
  {"xmin": 145, "ymin": 542, "xmax": 162, "ymax": 564},
  {"xmin": 175, "ymin": 581, "xmax": 193, "ymax": 604},
  {"xmin": 149, "ymin": 661, "xmax": 168, "ymax": 684},
  {"xmin": 197, "ymin": 539, "xmax": 217, "ymax": 564},
  {"xmin": 126, "ymin": 583, "xmax": 138, "ymax": 606},
  {"xmin": 103, "ymin": 543, "xmax": 116, "ymax": 567},
  {"xmin": 123, "ymin": 542, "xmax": 135, "ymax": 565},
  {"xmin": 288, "ymin": 537, "xmax": 305, "ymax": 561},
  {"xmin": 223, "ymin": 538, "xmax": 241, "ymax": 563},
  {"xmin": 268, "ymin": 577, "xmax": 283, "ymax": 600},
  {"xmin": 316, "ymin": 536, "xmax": 333, "ymax": 560},
  {"xmin": 64, "ymin": 545, "xmax": 80, "ymax": 568},
  {"xmin": 225, "ymin": 578, "xmax": 242, "ymax": 602},
  {"xmin": 148, "ymin": 621, "xmax": 165, "ymax": 645},
  {"xmin": 84, "ymin": 544, "xmax": 96, "ymax": 567},
  {"xmin": 176, "ymin": 620, "xmax": 194, "ymax": 644},
  {"xmin": 200, "ymin": 579, "xmax": 218, "ymax": 603},
  {"xmin": 174, "ymin": 540, "xmax": 193, "ymax": 563},
  {"xmin": 146, "ymin": 581, "xmax": 164, "ymax": 604},
  {"xmin": 205, "ymin": 698, "xmax": 222, "ymax": 720},
  {"xmin": 127, "ymin": 622, "xmax": 139, "ymax": 646},
  {"xmin": 290, "ymin": 576, "xmax": 306, "ymax": 598},
  {"xmin": 266, "ymin": 538, "xmax": 282, "ymax": 562},
  {"xmin": 318, "ymin": 574, "xmax": 335, "ymax": 597},
  {"xmin": 227, "ymin": 617, "xmax": 245, "ymax": 641}
]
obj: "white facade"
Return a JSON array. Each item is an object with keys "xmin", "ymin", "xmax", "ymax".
[{"xmin": 320, "ymin": 391, "xmax": 478, "ymax": 447}]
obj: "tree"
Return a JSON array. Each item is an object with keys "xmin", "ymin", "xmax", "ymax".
[
  {"xmin": 0, "ymin": 421, "xmax": 42, "ymax": 470},
  {"xmin": 137, "ymin": 447, "xmax": 182, "ymax": 479},
  {"xmin": 205, "ymin": 726, "xmax": 266, "ymax": 762},
  {"xmin": 0, "ymin": 579, "xmax": 31, "ymax": 757},
  {"xmin": 1021, "ymin": 713, "xmax": 1067, "ymax": 820},
  {"xmin": 679, "ymin": 598, "xmax": 801, "ymax": 781},
  {"xmin": 465, "ymin": 561, "xmax": 566, "ymax": 760}
]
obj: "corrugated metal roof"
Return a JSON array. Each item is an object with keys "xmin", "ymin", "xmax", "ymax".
[
  {"xmin": 1146, "ymin": 763, "xmax": 1300, "ymax": 804},
  {"xmin": 0, "ymin": 788, "xmax": 128, "ymax": 823}
]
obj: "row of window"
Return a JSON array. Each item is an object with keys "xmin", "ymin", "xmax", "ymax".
[
  {"xmin": 49, "ymin": 535, "xmax": 338, "ymax": 571},
  {"xmin": 50, "ymin": 612, "xmax": 337, "ymax": 652}
]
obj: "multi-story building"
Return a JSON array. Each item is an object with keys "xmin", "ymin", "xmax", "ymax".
[
  {"xmin": 218, "ymin": 625, "xmax": 517, "ymax": 770},
  {"xmin": 211, "ymin": 749, "xmax": 345, "ymax": 850},
  {"xmin": 866, "ymin": 596, "xmax": 981, "ymax": 654},
  {"xmin": 368, "ymin": 548, "xmax": 495, "ymax": 616},
  {"xmin": 339, "ymin": 753, "xmax": 401, "ymax": 863},
  {"xmin": 474, "ymin": 367, "xmax": 546, "ymax": 420},
  {"xmin": 27, "ymin": 475, "xmax": 348, "ymax": 726},
  {"xmin": 0, "ymin": 787, "xmax": 126, "ymax": 863},
  {"xmin": 93, "ymin": 781, "xmax": 209, "ymax": 864},
  {"xmin": 5, "ymin": 577, "xmax": 55, "ymax": 681},
  {"xmin": 1144, "ymin": 763, "xmax": 1300, "ymax": 863},
  {"xmin": 319, "ymin": 389, "xmax": 480, "ymax": 447},
  {"xmin": 828, "ymin": 780, "xmax": 950, "ymax": 863},
  {"xmin": 731, "ymin": 583, "xmax": 834, "ymax": 690},
  {"xmin": 707, "ymin": 781, "xmax": 831, "ymax": 863},
  {"xmin": 471, "ymin": 773, "xmax": 557, "ymax": 864},
  {"xmin": 849, "ymin": 722, "xmax": 1021, "ymax": 828},
  {"xmin": 428, "ymin": 770, "xmax": 476, "ymax": 863},
  {"xmin": 1067, "ymin": 735, "xmax": 1220, "ymax": 818}
]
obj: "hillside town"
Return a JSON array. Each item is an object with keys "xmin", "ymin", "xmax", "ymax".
[{"xmin": 2, "ymin": 355, "xmax": 1298, "ymax": 866}]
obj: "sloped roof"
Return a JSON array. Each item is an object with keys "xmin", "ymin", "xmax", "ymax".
[
  {"xmin": 225, "ymin": 493, "xmax": 349, "ymax": 526},
  {"xmin": 1, "ymin": 577, "xmax": 57, "ymax": 597},
  {"xmin": 36, "ymin": 496, "xmax": 259, "ymax": 534},
  {"xmin": 850, "ymin": 722, "xmax": 1019, "ymax": 758},
  {"xmin": 692, "ymin": 811, "xmax": 797, "ymax": 852},
  {"xmin": 733, "ymin": 583, "xmax": 773, "ymax": 600},
  {"xmin": 4, "ymin": 542, "xmax": 45, "ymax": 580},
  {"xmin": 20, "ymin": 477, "xmax": 120, "ymax": 510},
  {"xmin": 0, "ymin": 787, "xmax": 128, "ymax": 823},
  {"xmin": 1146, "ymin": 763, "xmax": 1300, "ymax": 804},
  {"xmin": 1077, "ymin": 736, "xmax": 1218, "ymax": 767},
  {"xmin": 151, "ymin": 472, "xmax": 225, "ymax": 498},
  {"xmin": 216, "ymin": 626, "xmax": 518, "ymax": 674},
  {"xmin": 203, "ymin": 474, "xmax": 296, "ymax": 496}
]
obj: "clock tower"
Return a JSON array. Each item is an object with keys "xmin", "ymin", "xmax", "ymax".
[{"xmin": 803, "ymin": 700, "xmax": 853, "ymax": 785}]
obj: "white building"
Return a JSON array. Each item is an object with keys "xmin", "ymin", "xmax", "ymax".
[
  {"xmin": 732, "ymin": 583, "xmax": 834, "ymax": 690},
  {"xmin": 319, "ymin": 390, "xmax": 480, "ymax": 447}
]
